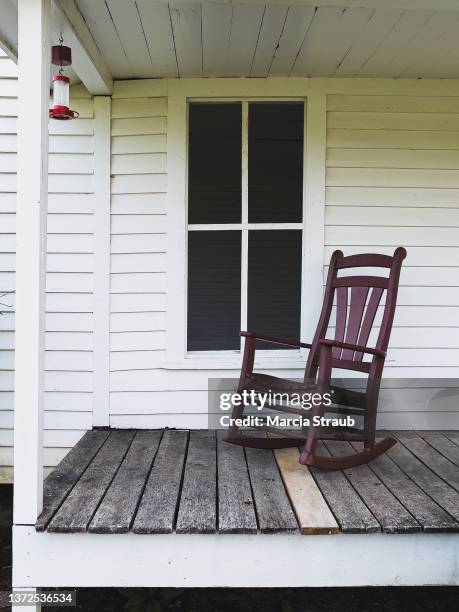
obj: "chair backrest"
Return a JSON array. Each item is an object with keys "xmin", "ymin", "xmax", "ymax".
[{"xmin": 304, "ymin": 247, "xmax": 407, "ymax": 381}]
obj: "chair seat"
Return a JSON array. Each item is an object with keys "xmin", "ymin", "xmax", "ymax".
[{"xmin": 243, "ymin": 372, "xmax": 316, "ymax": 394}]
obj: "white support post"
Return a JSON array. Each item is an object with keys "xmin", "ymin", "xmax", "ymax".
[
  {"xmin": 13, "ymin": 0, "xmax": 50, "ymax": 526},
  {"xmin": 165, "ymin": 95, "xmax": 188, "ymax": 361},
  {"xmin": 301, "ymin": 93, "xmax": 327, "ymax": 344},
  {"xmin": 92, "ymin": 96, "xmax": 111, "ymax": 427}
]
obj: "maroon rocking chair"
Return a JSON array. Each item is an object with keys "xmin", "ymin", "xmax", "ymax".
[{"xmin": 225, "ymin": 247, "xmax": 407, "ymax": 469}]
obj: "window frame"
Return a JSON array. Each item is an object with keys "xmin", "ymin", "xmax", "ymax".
[{"xmin": 164, "ymin": 88, "xmax": 326, "ymax": 370}]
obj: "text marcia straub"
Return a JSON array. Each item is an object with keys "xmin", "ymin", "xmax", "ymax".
[{"xmin": 220, "ymin": 415, "xmax": 356, "ymax": 428}]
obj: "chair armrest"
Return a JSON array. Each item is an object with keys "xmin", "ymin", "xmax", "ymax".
[
  {"xmin": 241, "ymin": 331, "xmax": 312, "ymax": 349},
  {"xmin": 319, "ymin": 338, "xmax": 386, "ymax": 358}
]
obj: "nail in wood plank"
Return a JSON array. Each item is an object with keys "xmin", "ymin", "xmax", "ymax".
[
  {"xmin": 388, "ymin": 442, "xmax": 459, "ymax": 522},
  {"xmin": 47, "ymin": 430, "xmax": 136, "ymax": 533},
  {"xmin": 36, "ymin": 430, "xmax": 110, "ymax": 531},
  {"xmin": 133, "ymin": 430, "xmax": 188, "ymax": 534},
  {"xmin": 217, "ymin": 432, "xmax": 257, "ymax": 534},
  {"xmin": 395, "ymin": 433, "xmax": 459, "ymax": 492},
  {"xmin": 324, "ymin": 440, "xmax": 420, "ymax": 533},
  {"xmin": 176, "ymin": 430, "xmax": 217, "ymax": 534},
  {"xmin": 274, "ymin": 447, "xmax": 339, "ymax": 535},
  {"xmin": 351, "ymin": 442, "xmax": 459, "ymax": 533},
  {"xmin": 310, "ymin": 441, "xmax": 380, "ymax": 533},
  {"xmin": 417, "ymin": 432, "xmax": 459, "ymax": 468},
  {"xmin": 245, "ymin": 447, "xmax": 298, "ymax": 533},
  {"xmin": 89, "ymin": 431, "xmax": 162, "ymax": 533}
]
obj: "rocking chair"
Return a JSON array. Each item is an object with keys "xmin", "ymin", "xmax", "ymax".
[{"xmin": 225, "ymin": 247, "xmax": 407, "ymax": 469}]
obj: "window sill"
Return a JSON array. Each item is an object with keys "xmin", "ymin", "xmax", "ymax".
[{"xmin": 160, "ymin": 356, "xmax": 307, "ymax": 371}]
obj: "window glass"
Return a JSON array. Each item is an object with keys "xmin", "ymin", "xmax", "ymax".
[
  {"xmin": 188, "ymin": 103, "xmax": 242, "ymax": 224},
  {"xmin": 247, "ymin": 230, "xmax": 302, "ymax": 349},
  {"xmin": 248, "ymin": 102, "xmax": 304, "ymax": 223},
  {"xmin": 187, "ymin": 231, "xmax": 241, "ymax": 350}
]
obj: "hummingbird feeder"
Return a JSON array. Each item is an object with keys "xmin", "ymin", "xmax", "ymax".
[{"xmin": 49, "ymin": 38, "xmax": 79, "ymax": 120}]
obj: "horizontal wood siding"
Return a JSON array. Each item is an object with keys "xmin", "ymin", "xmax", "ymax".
[
  {"xmin": 326, "ymin": 94, "xmax": 459, "ymax": 427},
  {"xmin": 107, "ymin": 84, "xmax": 459, "ymax": 431},
  {"xmin": 0, "ymin": 51, "xmax": 16, "ymax": 482},
  {"xmin": 109, "ymin": 91, "xmax": 167, "ymax": 425},
  {"xmin": 0, "ymin": 50, "xmax": 93, "ymax": 482}
]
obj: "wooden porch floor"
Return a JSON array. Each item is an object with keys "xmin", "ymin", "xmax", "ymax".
[{"xmin": 36, "ymin": 429, "xmax": 459, "ymax": 535}]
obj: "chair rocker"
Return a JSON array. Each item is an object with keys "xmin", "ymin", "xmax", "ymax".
[{"xmin": 224, "ymin": 247, "xmax": 407, "ymax": 469}]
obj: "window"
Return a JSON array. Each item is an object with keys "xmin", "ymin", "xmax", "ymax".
[{"xmin": 187, "ymin": 101, "xmax": 304, "ymax": 352}]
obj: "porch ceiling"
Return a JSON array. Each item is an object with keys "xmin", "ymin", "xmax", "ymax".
[
  {"xmin": 3, "ymin": 2, "xmax": 459, "ymax": 82},
  {"xmin": 76, "ymin": 1, "xmax": 459, "ymax": 79}
]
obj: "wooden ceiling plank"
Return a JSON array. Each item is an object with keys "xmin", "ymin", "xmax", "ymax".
[
  {"xmin": 201, "ymin": 2, "xmax": 232, "ymax": 77},
  {"xmin": 358, "ymin": 9, "xmax": 435, "ymax": 76},
  {"xmin": 104, "ymin": 0, "xmax": 153, "ymax": 78},
  {"xmin": 334, "ymin": 9, "xmax": 404, "ymax": 76},
  {"xmin": 75, "ymin": 0, "xmax": 131, "ymax": 79},
  {"xmin": 398, "ymin": 12, "xmax": 459, "ymax": 78},
  {"xmin": 250, "ymin": 6, "xmax": 288, "ymax": 77},
  {"xmin": 137, "ymin": 0, "xmax": 179, "ymax": 78},
  {"xmin": 269, "ymin": 6, "xmax": 315, "ymax": 77},
  {"xmin": 169, "ymin": 3, "xmax": 203, "ymax": 78},
  {"xmin": 226, "ymin": 4, "xmax": 265, "ymax": 77},
  {"xmin": 292, "ymin": 6, "xmax": 374, "ymax": 77},
  {"xmin": 385, "ymin": 11, "xmax": 459, "ymax": 77}
]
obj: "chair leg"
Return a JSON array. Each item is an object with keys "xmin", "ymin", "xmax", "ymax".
[
  {"xmin": 299, "ymin": 402, "xmax": 322, "ymax": 464},
  {"xmin": 300, "ymin": 342, "xmax": 331, "ymax": 465}
]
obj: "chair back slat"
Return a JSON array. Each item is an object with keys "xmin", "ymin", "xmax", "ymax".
[
  {"xmin": 333, "ymin": 286, "xmax": 348, "ymax": 359},
  {"xmin": 355, "ymin": 287, "xmax": 384, "ymax": 361},
  {"xmin": 341, "ymin": 286, "xmax": 369, "ymax": 360},
  {"xmin": 333, "ymin": 276, "xmax": 388, "ymax": 289},
  {"xmin": 336, "ymin": 253, "xmax": 393, "ymax": 269}
]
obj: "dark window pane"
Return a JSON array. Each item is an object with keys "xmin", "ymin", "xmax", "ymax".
[
  {"xmin": 248, "ymin": 230, "xmax": 302, "ymax": 349},
  {"xmin": 188, "ymin": 103, "xmax": 242, "ymax": 224},
  {"xmin": 188, "ymin": 231, "xmax": 241, "ymax": 350},
  {"xmin": 248, "ymin": 103, "xmax": 304, "ymax": 223}
]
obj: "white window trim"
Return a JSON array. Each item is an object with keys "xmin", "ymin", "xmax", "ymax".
[{"xmin": 164, "ymin": 89, "xmax": 326, "ymax": 370}]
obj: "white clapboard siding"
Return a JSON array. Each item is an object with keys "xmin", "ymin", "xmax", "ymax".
[
  {"xmin": 0, "ymin": 54, "xmax": 17, "ymax": 481},
  {"xmin": 0, "ymin": 66, "xmax": 95, "ymax": 481},
  {"xmin": 110, "ymin": 95, "xmax": 168, "ymax": 392},
  {"xmin": 325, "ymin": 92, "xmax": 459, "ymax": 425}
]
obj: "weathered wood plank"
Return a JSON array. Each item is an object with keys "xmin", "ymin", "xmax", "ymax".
[
  {"xmin": 440, "ymin": 431, "xmax": 459, "ymax": 446},
  {"xmin": 176, "ymin": 430, "xmax": 217, "ymax": 534},
  {"xmin": 388, "ymin": 442, "xmax": 459, "ymax": 522},
  {"xmin": 395, "ymin": 433, "xmax": 459, "ymax": 492},
  {"xmin": 36, "ymin": 430, "xmax": 110, "ymax": 531},
  {"xmin": 89, "ymin": 431, "xmax": 162, "ymax": 534},
  {"xmin": 310, "ymin": 441, "xmax": 380, "ymax": 534},
  {"xmin": 417, "ymin": 432, "xmax": 459, "ymax": 468},
  {"xmin": 274, "ymin": 447, "xmax": 339, "ymax": 535},
  {"xmin": 351, "ymin": 442, "xmax": 459, "ymax": 533},
  {"xmin": 245, "ymin": 447, "xmax": 298, "ymax": 533},
  {"xmin": 47, "ymin": 430, "xmax": 135, "ymax": 533},
  {"xmin": 132, "ymin": 429, "xmax": 188, "ymax": 534},
  {"xmin": 324, "ymin": 440, "xmax": 420, "ymax": 533},
  {"xmin": 217, "ymin": 433, "xmax": 257, "ymax": 534}
]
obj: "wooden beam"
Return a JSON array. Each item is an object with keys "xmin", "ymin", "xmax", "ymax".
[
  {"xmin": 51, "ymin": 0, "xmax": 113, "ymax": 95},
  {"xmin": 13, "ymin": 0, "xmax": 50, "ymax": 526},
  {"xmin": 0, "ymin": 0, "xmax": 18, "ymax": 62}
]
